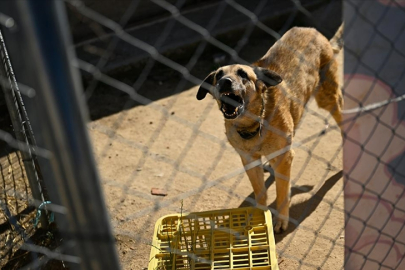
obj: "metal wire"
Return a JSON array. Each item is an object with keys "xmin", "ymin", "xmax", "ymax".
[{"xmin": 0, "ymin": 0, "xmax": 404, "ymax": 269}]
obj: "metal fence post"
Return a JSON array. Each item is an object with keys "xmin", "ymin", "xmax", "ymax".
[{"xmin": 0, "ymin": 1, "xmax": 121, "ymax": 269}]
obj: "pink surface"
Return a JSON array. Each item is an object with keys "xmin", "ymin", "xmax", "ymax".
[
  {"xmin": 343, "ymin": 74, "xmax": 405, "ymax": 269},
  {"xmin": 378, "ymin": 0, "xmax": 405, "ymax": 7}
]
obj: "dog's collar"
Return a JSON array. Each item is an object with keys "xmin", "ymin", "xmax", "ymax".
[{"xmin": 237, "ymin": 95, "xmax": 265, "ymax": 140}]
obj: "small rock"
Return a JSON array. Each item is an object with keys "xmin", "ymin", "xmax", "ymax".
[{"xmin": 151, "ymin": 188, "xmax": 168, "ymax": 196}]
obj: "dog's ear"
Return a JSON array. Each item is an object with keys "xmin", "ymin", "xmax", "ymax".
[
  {"xmin": 254, "ymin": 67, "xmax": 282, "ymax": 87},
  {"xmin": 197, "ymin": 71, "xmax": 215, "ymax": 100}
]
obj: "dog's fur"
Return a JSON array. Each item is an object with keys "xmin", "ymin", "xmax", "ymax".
[{"xmin": 196, "ymin": 26, "xmax": 343, "ymax": 233}]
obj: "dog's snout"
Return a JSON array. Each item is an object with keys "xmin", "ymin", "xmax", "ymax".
[{"xmin": 218, "ymin": 77, "xmax": 233, "ymax": 92}]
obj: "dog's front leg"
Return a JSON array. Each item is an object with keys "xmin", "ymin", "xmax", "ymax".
[
  {"xmin": 240, "ymin": 154, "xmax": 267, "ymax": 206},
  {"xmin": 272, "ymin": 149, "xmax": 294, "ymax": 233}
]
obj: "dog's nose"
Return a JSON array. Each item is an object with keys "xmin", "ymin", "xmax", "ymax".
[{"xmin": 218, "ymin": 77, "xmax": 233, "ymax": 92}]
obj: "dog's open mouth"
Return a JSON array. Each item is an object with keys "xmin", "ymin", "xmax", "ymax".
[{"xmin": 220, "ymin": 93, "xmax": 244, "ymax": 119}]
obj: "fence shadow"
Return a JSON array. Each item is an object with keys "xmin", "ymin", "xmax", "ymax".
[
  {"xmin": 1, "ymin": 223, "xmax": 65, "ymax": 270},
  {"xmin": 239, "ymin": 168, "xmax": 343, "ymax": 243},
  {"xmin": 274, "ymin": 170, "xmax": 343, "ymax": 242}
]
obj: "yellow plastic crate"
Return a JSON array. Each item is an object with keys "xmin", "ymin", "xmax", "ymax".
[{"xmin": 148, "ymin": 207, "xmax": 278, "ymax": 270}]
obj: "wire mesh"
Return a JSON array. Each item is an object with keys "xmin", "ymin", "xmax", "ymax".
[
  {"xmin": 343, "ymin": 0, "xmax": 405, "ymax": 269},
  {"xmin": 68, "ymin": 0, "xmax": 345, "ymax": 269},
  {"xmin": 0, "ymin": 0, "xmax": 404, "ymax": 269},
  {"xmin": 0, "ymin": 25, "xmax": 51, "ymax": 268}
]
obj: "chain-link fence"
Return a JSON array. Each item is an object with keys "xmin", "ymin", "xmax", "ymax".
[
  {"xmin": 0, "ymin": 22, "xmax": 52, "ymax": 268},
  {"xmin": 343, "ymin": 0, "xmax": 405, "ymax": 269},
  {"xmin": 0, "ymin": 0, "xmax": 404, "ymax": 269}
]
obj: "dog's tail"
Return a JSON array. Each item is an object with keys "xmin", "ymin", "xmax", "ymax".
[{"xmin": 330, "ymin": 23, "xmax": 344, "ymax": 53}]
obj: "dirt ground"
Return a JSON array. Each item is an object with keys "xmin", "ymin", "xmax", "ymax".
[
  {"xmin": 87, "ymin": 34, "xmax": 344, "ymax": 269},
  {"xmin": 0, "ymin": 151, "xmax": 36, "ymax": 269}
]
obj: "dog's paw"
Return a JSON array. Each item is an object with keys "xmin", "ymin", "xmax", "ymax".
[{"xmin": 274, "ymin": 218, "xmax": 288, "ymax": 234}]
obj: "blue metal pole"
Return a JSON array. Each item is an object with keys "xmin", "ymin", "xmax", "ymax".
[{"xmin": 0, "ymin": 1, "xmax": 121, "ymax": 269}]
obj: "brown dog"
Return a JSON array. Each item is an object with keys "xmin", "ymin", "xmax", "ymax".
[{"xmin": 196, "ymin": 26, "xmax": 343, "ymax": 233}]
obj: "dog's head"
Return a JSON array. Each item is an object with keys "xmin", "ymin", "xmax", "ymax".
[{"xmin": 196, "ymin": 64, "xmax": 282, "ymax": 120}]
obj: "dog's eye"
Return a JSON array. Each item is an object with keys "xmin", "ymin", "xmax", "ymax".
[
  {"xmin": 215, "ymin": 70, "xmax": 224, "ymax": 81},
  {"xmin": 237, "ymin": 69, "xmax": 249, "ymax": 80}
]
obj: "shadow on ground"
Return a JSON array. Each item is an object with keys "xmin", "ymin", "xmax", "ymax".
[{"xmin": 239, "ymin": 168, "xmax": 343, "ymax": 243}]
